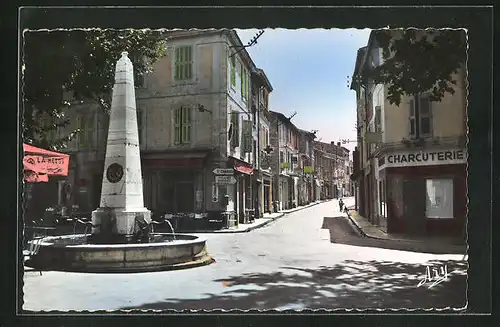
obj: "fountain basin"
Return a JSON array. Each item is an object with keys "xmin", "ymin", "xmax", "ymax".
[{"xmin": 25, "ymin": 233, "xmax": 214, "ymax": 273}]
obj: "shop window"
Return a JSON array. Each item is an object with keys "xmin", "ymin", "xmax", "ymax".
[{"xmin": 425, "ymin": 179, "xmax": 454, "ymax": 218}]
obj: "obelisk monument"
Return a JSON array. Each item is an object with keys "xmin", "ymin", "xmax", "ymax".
[{"xmin": 91, "ymin": 51, "xmax": 151, "ymax": 243}]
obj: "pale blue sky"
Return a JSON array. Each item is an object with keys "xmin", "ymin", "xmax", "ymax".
[{"xmin": 236, "ymin": 28, "xmax": 371, "ymax": 152}]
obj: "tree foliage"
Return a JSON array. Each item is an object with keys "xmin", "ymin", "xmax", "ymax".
[
  {"xmin": 363, "ymin": 29, "xmax": 467, "ymax": 106},
  {"xmin": 22, "ymin": 29, "xmax": 167, "ymax": 150}
]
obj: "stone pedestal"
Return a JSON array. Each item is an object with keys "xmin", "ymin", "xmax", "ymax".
[{"xmin": 91, "ymin": 52, "xmax": 151, "ymax": 243}]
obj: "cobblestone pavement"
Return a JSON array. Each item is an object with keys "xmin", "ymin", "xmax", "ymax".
[{"xmin": 23, "ymin": 198, "xmax": 467, "ymax": 311}]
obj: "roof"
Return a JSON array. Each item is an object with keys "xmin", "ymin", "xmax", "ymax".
[
  {"xmin": 350, "ymin": 46, "xmax": 367, "ymax": 90},
  {"xmin": 166, "ymin": 29, "xmax": 258, "ymax": 71},
  {"xmin": 297, "ymin": 128, "xmax": 317, "ymax": 139},
  {"xmin": 252, "ymin": 68, "xmax": 273, "ymax": 92},
  {"xmin": 269, "ymin": 110, "xmax": 299, "ymax": 131}
]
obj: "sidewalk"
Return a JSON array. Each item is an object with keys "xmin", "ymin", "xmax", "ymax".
[
  {"xmin": 346, "ymin": 206, "xmax": 467, "ymax": 255},
  {"xmin": 187, "ymin": 199, "xmax": 331, "ymax": 234}
]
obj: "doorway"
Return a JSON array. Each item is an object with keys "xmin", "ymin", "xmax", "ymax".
[{"xmin": 402, "ymin": 178, "xmax": 426, "ymax": 235}]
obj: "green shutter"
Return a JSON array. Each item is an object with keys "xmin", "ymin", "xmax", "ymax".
[
  {"xmin": 240, "ymin": 67, "xmax": 244, "ymax": 96},
  {"xmin": 187, "ymin": 46, "xmax": 192, "ymax": 79},
  {"xmin": 174, "ymin": 107, "xmax": 181, "ymax": 144},
  {"xmin": 174, "ymin": 46, "xmax": 192, "ymax": 81},
  {"xmin": 231, "ymin": 112, "xmax": 240, "ymax": 148},
  {"xmin": 182, "ymin": 106, "xmax": 191, "ymax": 144},
  {"xmin": 230, "ymin": 56, "xmax": 236, "ymax": 86},
  {"xmin": 174, "ymin": 47, "xmax": 180, "ymax": 81}
]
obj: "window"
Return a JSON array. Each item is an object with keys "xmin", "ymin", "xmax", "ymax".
[
  {"xmin": 241, "ymin": 66, "xmax": 249, "ymax": 102},
  {"xmin": 174, "ymin": 106, "xmax": 192, "ymax": 144},
  {"xmin": 409, "ymin": 94, "xmax": 432, "ymax": 139},
  {"xmin": 279, "ymin": 151, "xmax": 284, "ymax": 164},
  {"xmin": 426, "ymin": 179, "xmax": 454, "ymax": 219},
  {"xmin": 242, "ymin": 119, "xmax": 252, "ymax": 153},
  {"xmin": 77, "ymin": 113, "xmax": 95, "ymax": 149},
  {"xmin": 230, "ymin": 111, "xmax": 240, "ymax": 148},
  {"xmin": 374, "ymin": 105, "xmax": 382, "ymax": 132},
  {"xmin": 174, "ymin": 46, "xmax": 193, "ymax": 81},
  {"xmin": 230, "ymin": 55, "xmax": 236, "ymax": 87}
]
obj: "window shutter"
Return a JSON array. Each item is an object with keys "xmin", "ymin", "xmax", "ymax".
[
  {"xmin": 241, "ymin": 67, "xmax": 245, "ymax": 97},
  {"xmin": 230, "ymin": 56, "xmax": 236, "ymax": 86},
  {"xmin": 174, "ymin": 47, "xmax": 180, "ymax": 81},
  {"xmin": 231, "ymin": 112, "xmax": 240, "ymax": 148},
  {"xmin": 409, "ymin": 99, "xmax": 416, "ymax": 138},
  {"xmin": 419, "ymin": 95, "xmax": 432, "ymax": 136},
  {"xmin": 186, "ymin": 46, "xmax": 192, "ymax": 79},
  {"xmin": 375, "ymin": 106, "xmax": 381, "ymax": 132},
  {"xmin": 174, "ymin": 107, "xmax": 181, "ymax": 144},
  {"xmin": 182, "ymin": 106, "xmax": 191, "ymax": 144},
  {"xmin": 243, "ymin": 120, "xmax": 252, "ymax": 153}
]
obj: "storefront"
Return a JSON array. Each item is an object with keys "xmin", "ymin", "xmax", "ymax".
[
  {"xmin": 261, "ymin": 171, "xmax": 273, "ymax": 214},
  {"xmin": 228, "ymin": 156, "xmax": 254, "ymax": 224},
  {"xmin": 379, "ymin": 148, "xmax": 467, "ymax": 237}
]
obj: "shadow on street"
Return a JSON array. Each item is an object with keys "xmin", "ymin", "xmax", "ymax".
[
  {"xmin": 120, "ymin": 258, "xmax": 467, "ymax": 311},
  {"xmin": 321, "ymin": 216, "xmax": 466, "ymax": 255}
]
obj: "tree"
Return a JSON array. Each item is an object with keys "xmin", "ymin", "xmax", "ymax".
[
  {"xmin": 363, "ymin": 29, "xmax": 467, "ymax": 106},
  {"xmin": 22, "ymin": 29, "xmax": 167, "ymax": 150}
]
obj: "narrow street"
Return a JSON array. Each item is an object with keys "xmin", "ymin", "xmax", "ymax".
[{"xmin": 23, "ymin": 198, "xmax": 467, "ymax": 311}]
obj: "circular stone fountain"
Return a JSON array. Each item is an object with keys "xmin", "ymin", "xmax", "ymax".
[
  {"xmin": 25, "ymin": 233, "xmax": 214, "ymax": 273},
  {"xmin": 24, "ymin": 52, "xmax": 215, "ymax": 274}
]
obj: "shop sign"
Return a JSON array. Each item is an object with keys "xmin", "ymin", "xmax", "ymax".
[
  {"xmin": 380, "ymin": 148, "xmax": 467, "ymax": 169},
  {"xmin": 215, "ymin": 176, "xmax": 237, "ymax": 184}
]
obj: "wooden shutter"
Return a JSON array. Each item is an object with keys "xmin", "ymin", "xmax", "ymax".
[
  {"xmin": 230, "ymin": 56, "xmax": 236, "ymax": 86},
  {"xmin": 419, "ymin": 95, "xmax": 432, "ymax": 136},
  {"xmin": 174, "ymin": 47, "xmax": 180, "ymax": 81},
  {"xmin": 231, "ymin": 112, "xmax": 240, "ymax": 148},
  {"xmin": 409, "ymin": 99, "xmax": 416, "ymax": 139},
  {"xmin": 241, "ymin": 67, "xmax": 245, "ymax": 98},
  {"xmin": 182, "ymin": 106, "xmax": 191, "ymax": 144},
  {"xmin": 375, "ymin": 106, "xmax": 381, "ymax": 132},
  {"xmin": 174, "ymin": 107, "xmax": 181, "ymax": 144},
  {"xmin": 242, "ymin": 120, "xmax": 252, "ymax": 153},
  {"xmin": 186, "ymin": 46, "xmax": 192, "ymax": 80}
]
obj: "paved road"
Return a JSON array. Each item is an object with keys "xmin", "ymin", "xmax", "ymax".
[{"xmin": 23, "ymin": 198, "xmax": 467, "ymax": 311}]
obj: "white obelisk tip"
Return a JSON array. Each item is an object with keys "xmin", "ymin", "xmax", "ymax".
[{"xmin": 121, "ymin": 51, "xmax": 128, "ymax": 57}]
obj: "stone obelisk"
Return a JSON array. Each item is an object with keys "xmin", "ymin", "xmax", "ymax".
[{"xmin": 91, "ymin": 51, "xmax": 151, "ymax": 243}]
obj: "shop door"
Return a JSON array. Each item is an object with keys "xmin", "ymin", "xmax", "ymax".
[
  {"xmin": 175, "ymin": 181, "xmax": 194, "ymax": 213},
  {"xmin": 402, "ymin": 179, "xmax": 426, "ymax": 235}
]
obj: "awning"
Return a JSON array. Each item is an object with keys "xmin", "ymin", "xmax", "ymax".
[
  {"xmin": 23, "ymin": 143, "xmax": 70, "ymax": 183},
  {"xmin": 229, "ymin": 156, "xmax": 253, "ymax": 175}
]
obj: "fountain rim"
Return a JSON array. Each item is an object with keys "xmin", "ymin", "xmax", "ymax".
[{"xmin": 34, "ymin": 233, "xmax": 207, "ymax": 249}]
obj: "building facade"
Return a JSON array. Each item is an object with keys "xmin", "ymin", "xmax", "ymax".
[
  {"xmin": 297, "ymin": 129, "xmax": 317, "ymax": 206},
  {"xmin": 351, "ymin": 30, "xmax": 467, "ymax": 237},
  {"xmin": 251, "ymin": 68, "xmax": 274, "ymax": 217},
  {"xmin": 59, "ymin": 29, "xmax": 271, "ymax": 229},
  {"xmin": 269, "ymin": 111, "xmax": 301, "ymax": 211}
]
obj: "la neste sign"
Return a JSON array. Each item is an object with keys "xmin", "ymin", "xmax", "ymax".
[{"xmin": 379, "ymin": 148, "xmax": 467, "ymax": 169}]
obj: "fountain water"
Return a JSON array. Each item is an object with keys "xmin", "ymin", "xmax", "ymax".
[
  {"xmin": 24, "ymin": 52, "xmax": 213, "ymax": 273},
  {"xmin": 164, "ymin": 218, "xmax": 177, "ymax": 241}
]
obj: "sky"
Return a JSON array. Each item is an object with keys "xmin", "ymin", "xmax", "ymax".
[{"xmin": 236, "ymin": 28, "xmax": 371, "ymax": 152}]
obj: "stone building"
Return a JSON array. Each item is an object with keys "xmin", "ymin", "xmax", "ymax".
[
  {"xmin": 297, "ymin": 129, "xmax": 317, "ymax": 205},
  {"xmin": 351, "ymin": 30, "xmax": 467, "ymax": 236},
  {"xmin": 58, "ymin": 29, "xmax": 271, "ymax": 229},
  {"xmin": 251, "ymin": 69, "xmax": 274, "ymax": 216},
  {"xmin": 269, "ymin": 111, "xmax": 300, "ymax": 211}
]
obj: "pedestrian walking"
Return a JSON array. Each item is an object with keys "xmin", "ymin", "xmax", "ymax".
[{"xmin": 338, "ymin": 198, "xmax": 344, "ymax": 212}]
